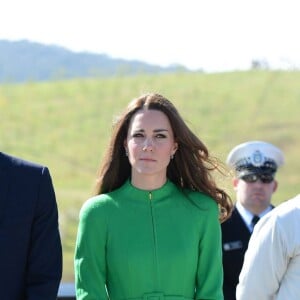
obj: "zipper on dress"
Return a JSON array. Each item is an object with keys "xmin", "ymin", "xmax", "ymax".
[
  {"xmin": 148, "ymin": 191, "xmax": 159, "ymax": 287},
  {"xmin": 149, "ymin": 191, "xmax": 152, "ymax": 200}
]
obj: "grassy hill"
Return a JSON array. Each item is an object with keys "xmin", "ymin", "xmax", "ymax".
[{"xmin": 1, "ymin": 70, "xmax": 299, "ymax": 281}]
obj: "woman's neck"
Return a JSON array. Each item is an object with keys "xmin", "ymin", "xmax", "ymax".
[{"xmin": 131, "ymin": 173, "xmax": 167, "ymax": 190}]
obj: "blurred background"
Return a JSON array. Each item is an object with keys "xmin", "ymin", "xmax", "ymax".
[{"xmin": 1, "ymin": 0, "xmax": 299, "ymax": 284}]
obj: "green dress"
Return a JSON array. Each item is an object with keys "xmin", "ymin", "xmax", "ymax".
[{"xmin": 75, "ymin": 180, "xmax": 223, "ymax": 300}]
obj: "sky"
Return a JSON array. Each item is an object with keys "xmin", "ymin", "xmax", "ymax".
[{"xmin": 0, "ymin": 0, "xmax": 299, "ymax": 72}]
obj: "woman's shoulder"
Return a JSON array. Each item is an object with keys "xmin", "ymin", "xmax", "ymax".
[
  {"xmin": 183, "ymin": 189, "xmax": 218, "ymax": 211},
  {"xmin": 79, "ymin": 193, "xmax": 116, "ymax": 220}
]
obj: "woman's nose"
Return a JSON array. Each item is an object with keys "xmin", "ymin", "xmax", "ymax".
[{"xmin": 142, "ymin": 138, "xmax": 154, "ymax": 152}]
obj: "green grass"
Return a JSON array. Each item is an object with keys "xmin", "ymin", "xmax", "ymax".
[{"xmin": 1, "ymin": 70, "xmax": 299, "ymax": 281}]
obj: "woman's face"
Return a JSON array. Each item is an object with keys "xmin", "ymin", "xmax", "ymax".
[{"xmin": 124, "ymin": 109, "xmax": 178, "ymax": 187}]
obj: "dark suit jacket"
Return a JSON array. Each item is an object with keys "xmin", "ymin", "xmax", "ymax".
[
  {"xmin": 221, "ymin": 207, "xmax": 251, "ymax": 300},
  {"xmin": 221, "ymin": 205, "xmax": 273, "ymax": 300},
  {"xmin": 0, "ymin": 152, "xmax": 62, "ymax": 300}
]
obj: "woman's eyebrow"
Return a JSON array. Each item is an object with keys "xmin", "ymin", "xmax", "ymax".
[
  {"xmin": 132, "ymin": 128, "xmax": 169, "ymax": 132},
  {"xmin": 153, "ymin": 129, "xmax": 169, "ymax": 132}
]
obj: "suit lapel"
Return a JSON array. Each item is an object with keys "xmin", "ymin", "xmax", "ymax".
[{"xmin": 234, "ymin": 208, "xmax": 252, "ymax": 236}]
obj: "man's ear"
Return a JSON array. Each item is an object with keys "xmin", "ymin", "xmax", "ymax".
[
  {"xmin": 272, "ymin": 180, "xmax": 278, "ymax": 193},
  {"xmin": 233, "ymin": 178, "xmax": 239, "ymax": 191}
]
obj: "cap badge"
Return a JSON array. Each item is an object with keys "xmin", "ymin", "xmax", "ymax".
[{"xmin": 251, "ymin": 150, "xmax": 264, "ymax": 167}]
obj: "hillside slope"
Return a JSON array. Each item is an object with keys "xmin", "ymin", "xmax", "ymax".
[
  {"xmin": 1, "ymin": 70, "xmax": 299, "ymax": 280},
  {"xmin": 0, "ymin": 39, "xmax": 188, "ymax": 82}
]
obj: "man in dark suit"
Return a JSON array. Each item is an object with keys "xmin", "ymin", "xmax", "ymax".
[
  {"xmin": 221, "ymin": 141, "xmax": 284, "ymax": 300},
  {"xmin": 0, "ymin": 152, "xmax": 62, "ymax": 300}
]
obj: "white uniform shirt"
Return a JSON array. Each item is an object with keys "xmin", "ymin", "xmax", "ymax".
[
  {"xmin": 236, "ymin": 201, "xmax": 272, "ymax": 232},
  {"xmin": 236, "ymin": 194, "xmax": 300, "ymax": 300}
]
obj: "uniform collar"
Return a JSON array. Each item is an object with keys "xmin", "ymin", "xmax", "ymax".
[{"xmin": 236, "ymin": 201, "xmax": 272, "ymax": 232}]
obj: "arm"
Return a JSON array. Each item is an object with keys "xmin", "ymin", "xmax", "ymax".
[
  {"xmin": 27, "ymin": 167, "xmax": 62, "ymax": 300},
  {"xmin": 236, "ymin": 214, "xmax": 288, "ymax": 300},
  {"xmin": 74, "ymin": 197, "xmax": 109, "ymax": 300},
  {"xmin": 195, "ymin": 201, "xmax": 223, "ymax": 300}
]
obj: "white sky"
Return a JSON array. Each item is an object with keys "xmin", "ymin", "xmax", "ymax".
[{"xmin": 0, "ymin": 0, "xmax": 299, "ymax": 72}]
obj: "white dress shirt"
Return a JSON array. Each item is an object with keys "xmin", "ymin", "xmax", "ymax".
[{"xmin": 236, "ymin": 201, "xmax": 272, "ymax": 232}]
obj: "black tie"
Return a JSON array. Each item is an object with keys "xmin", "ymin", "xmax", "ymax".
[{"xmin": 251, "ymin": 215, "xmax": 260, "ymax": 230}]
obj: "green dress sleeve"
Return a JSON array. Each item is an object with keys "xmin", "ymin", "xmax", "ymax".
[
  {"xmin": 74, "ymin": 196, "xmax": 109, "ymax": 300},
  {"xmin": 195, "ymin": 197, "xmax": 224, "ymax": 300}
]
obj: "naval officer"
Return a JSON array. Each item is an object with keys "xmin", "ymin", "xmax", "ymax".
[{"xmin": 221, "ymin": 141, "xmax": 284, "ymax": 300}]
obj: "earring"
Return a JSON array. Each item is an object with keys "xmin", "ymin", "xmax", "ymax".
[
  {"xmin": 171, "ymin": 154, "xmax": 174, "ymax": 160},
  {"xmin": 125, "ymin": 149, "xmax": 128, "ymax": 156}
]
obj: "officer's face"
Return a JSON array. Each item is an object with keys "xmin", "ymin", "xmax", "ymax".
[{"xmin": 233, "ymin": 176, "xmax": 278, "ymax": 214}]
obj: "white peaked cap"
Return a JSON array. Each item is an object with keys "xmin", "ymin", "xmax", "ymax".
[{"xmin": 226, "ymin": 141, "xmax": 284, "ymax": 174}]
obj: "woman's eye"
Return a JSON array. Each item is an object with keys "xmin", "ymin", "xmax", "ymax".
[
  {"xmin": 132, "ymin": 133, "xmax": 144, "ymax": 138},
  {"xmin": 156, "ymin": 134, "xmax": 167, "ymax": 138}
]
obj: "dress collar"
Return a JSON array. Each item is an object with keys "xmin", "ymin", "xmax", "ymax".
[{"xmin": 119, "ymin": 179, "xmax": 177, "ymax": 202}]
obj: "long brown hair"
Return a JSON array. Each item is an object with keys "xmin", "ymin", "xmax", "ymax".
[{"xmin": 95, "ymin": 93, "xmax": 232, "ymax": 222}]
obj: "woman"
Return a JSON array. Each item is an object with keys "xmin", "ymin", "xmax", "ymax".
[{"xmin": 75, "ymin": 93, "xmax": 232, "ymax": 300}]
